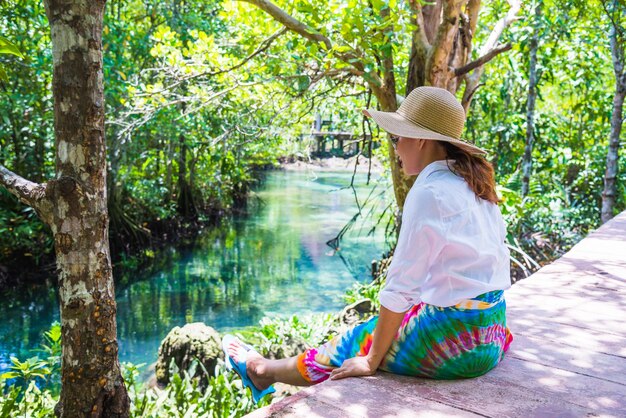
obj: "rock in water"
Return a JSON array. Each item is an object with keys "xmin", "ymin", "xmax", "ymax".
[{"xmin": 155, "ymin": 322, "xmax": 222, "ymax": 388}]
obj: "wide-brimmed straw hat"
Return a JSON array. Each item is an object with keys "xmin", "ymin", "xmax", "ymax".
[{"xmin": 363, "ymin": 86, "xmax": 487, "ymax": 155}]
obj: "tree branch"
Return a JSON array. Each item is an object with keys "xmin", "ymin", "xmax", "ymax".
[
  {"xmin": 137, "ymin": 26, "xmax": 288, "ymax": 97},
  {"xmin": 461, "ymin": 0, "xmax": 521, "ymax": 111},
  {"xmin": 380, "ymin": 6, "xmax": 395, "ymax": 89},
  {"xmin": 409, "ymin": 0, "xmax": 431, "ymax": 51},
  {"xmin": 454, "ymin": 42, "xmax": 512, "ymax": 77},
  {"xmin": 239, "ymin": 0, "xmax": 332, "ymax": 49},
  {"xmin": 466, "ymin": 0, "xmax": 482, "ymax": 43},
  {"xmin": 237, "ymin": 0, "xmax": 383, "ymax": 89},
  {"xmin": 0, "ymin": 164, "xmax": 52, "ymax": 224},
  {"xmin": 426, "ymin": 0, "xmax": 462, "ymax": 87},
  {"xmin": 475, "ymin": 0, "xmax": 521, "ymax": 58}
]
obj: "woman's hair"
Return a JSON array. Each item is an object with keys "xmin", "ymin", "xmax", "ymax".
[{"xmin": 440, "ymin": 141, "xmax": 501, "ymax": 205}]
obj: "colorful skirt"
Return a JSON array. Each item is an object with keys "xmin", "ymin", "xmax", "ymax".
[{"xmin": 296, "ymin": 290, "xmax": 513, "ymax": 384}]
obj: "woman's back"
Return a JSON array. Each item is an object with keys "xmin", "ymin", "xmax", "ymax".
[{"xmin": 380, "ymin": 159, "xmax": 511, "ymax": 311}]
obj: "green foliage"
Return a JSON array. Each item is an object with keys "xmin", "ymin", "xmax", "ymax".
[
  {"xmin": 0, "ymin": 35, "xmax": 23, "ymax": 81},
  {"xmin": 0, "ymin": 379, "xmax": 56, "ymax": 418},
  {"xmin": 464, "ymin": 0, "xmax": 622, "ymax": 267},
  {"xmin": 120, "ymin": 359, "xmax": 268, "ymax": 417},
  {"xmin": 0, "ymin": 323, "xmax": 269, "ymax": 418},
  {"xmin": 0, "ymin": 357, "xmax": 50, "ymax": 386},
  {"xmin": 0, "ymin": 35, "xmax": 23, "ymax": 58},
  {"xmin": 0, "ymin": 356, "xmax": 268, "ymax": 418},
  {"xmin": 343, "ymin": 279, "xmax": 384, "ymax": 307},
  {"xmin": 0, "ymin": 2, "xmax": 55, "ymax": 270},
  {"xmin": 238, "ymin": 313, "xmax": 338, "ymax": 357}
]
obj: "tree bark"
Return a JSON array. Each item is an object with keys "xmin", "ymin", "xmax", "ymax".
[
  {"xmin": 460, "ymin": 0, "xmax": 522, "ymax": 112},
  {"xmin": 0, "ymin": 0, "xmax": 130, "ymax": 416},
  {"xmin": 601, "ymin": 14, "xmax": 626, "ymax": 224},
  {"xmin": 46, "ymin": 0, "xmax": 129, "ymax": 415},
  {"xmin": 177, "ymin": 132, "xmax": 196, "ymax": 218},
  {"xmin": 522, "ymin": 1, "xmax": 542, "ymax": 197},
  {"xmin": 165, "ymin": 136, "xmax": 174, "ymax": 202}
]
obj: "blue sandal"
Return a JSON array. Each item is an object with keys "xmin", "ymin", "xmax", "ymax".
[{"xmin": 221, "ymin": 334, "xmax": 276, "ymax": 404}]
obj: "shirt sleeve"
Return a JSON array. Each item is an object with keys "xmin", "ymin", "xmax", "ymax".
[{"xmin": 379, "ymin": 186, "xmax": 446, "ymax": 313}]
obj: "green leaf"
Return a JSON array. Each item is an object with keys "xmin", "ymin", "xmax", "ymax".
[{"xmin": 0, "ymin": 36, "xmax": 24, "ymax": 58}]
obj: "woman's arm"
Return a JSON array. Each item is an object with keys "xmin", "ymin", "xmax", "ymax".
[
  {"xmin": 328, "ymin": 186, "xmax": 442, "ymax": 380},
  {"xmin": 329, "ymin": 305, "xmax": 407, "ymax": 380}
]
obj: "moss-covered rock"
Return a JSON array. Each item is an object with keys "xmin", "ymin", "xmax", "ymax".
[
  {"xmin": 155, "ymin": 322, "xmax": 222, "ymax": 388},
  {"xmin": 339, "ymin": 299, "xmax": 375, "ymax": 327}
]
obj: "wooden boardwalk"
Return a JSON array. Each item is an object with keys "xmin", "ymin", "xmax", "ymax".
[{"xmin": 247, "ymin": 210, "xmax": 626, "ymax": 417}]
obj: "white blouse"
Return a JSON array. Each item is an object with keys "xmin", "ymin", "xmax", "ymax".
[{"xmin": 379, "ymin": 159, "xmax": 512, "ymax": 313}]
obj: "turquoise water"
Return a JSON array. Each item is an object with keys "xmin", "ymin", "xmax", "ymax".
[{"xmin": 0, "ymin": 168, "xmax": 391, "ymax": 374}]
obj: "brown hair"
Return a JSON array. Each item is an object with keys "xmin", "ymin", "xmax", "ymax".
[{"xmin": 440, "ymin": 142, "xmax": 501, "ymax": 205}]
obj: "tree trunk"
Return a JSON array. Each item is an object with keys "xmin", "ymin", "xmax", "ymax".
[
  {"xmin": 165, "ymin": 136, "xmax": 174, "ymax": 202},
  {"xmin": 47, "ymin": 0, "xmax": 129, "ymax": 415},
  {"xmin": 601, "ymin": 16, "xmax": 626, "ymax": 224},
  {"xmin": 522, "ymin": 1, "xmax": 542, "ymax": 197},
  {"xmin": 0, "ymin": 0, "xmax": 131, "ymax": 416},
  {"xmin": 602, "ymin": 86, "xmax": 625, "ymax": 223},
  {"xmin": 177, "ymin": 132, "xmax": 196, "ymax": 218}
]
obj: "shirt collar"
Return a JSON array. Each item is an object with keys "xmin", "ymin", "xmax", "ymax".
[{"xmin": 415, "ymin": 159, "xmax": 456, "ymax": 185}]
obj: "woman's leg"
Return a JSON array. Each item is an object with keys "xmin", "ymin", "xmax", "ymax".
[
  {"xmin": 226, "ymin": 339, "xmax": 312, "ymax": 388},
  {"xmin": 251, "ymin": 354, "xmax": 313, "ymax": 387},
  {"xmin": 227, "ymin": 316, "xmax": 379, "ymax": 388}
]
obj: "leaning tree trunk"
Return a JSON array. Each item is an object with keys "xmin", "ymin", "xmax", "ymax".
[
  {"xmin": 522, "ymin": 1, "xmax": 542, "ymax": 198},
  {"xmin": 0, "ymin": 1, "xmax": 130, "ymax": 416},
  {"xmin": 601, "ymin": 18, "xmax": 626, "ymax": 224}
]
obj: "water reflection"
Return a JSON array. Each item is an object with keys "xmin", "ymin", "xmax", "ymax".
[{"xmin": 0, "ymin": 169, "xmax": 391, "ymax": 374}]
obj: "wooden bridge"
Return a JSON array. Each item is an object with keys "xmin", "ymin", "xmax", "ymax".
[
  {"xmin": 306, "ymin": 114, "xmax": 375, "ymax": 157},
  {"xmin": 247, "ymin": 210, "xmax": 626, "ymax": 417}
]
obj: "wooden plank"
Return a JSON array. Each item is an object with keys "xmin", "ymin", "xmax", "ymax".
[
  {"xmin": 306, "ymin": 376, "xmax": 483, "ymax": 418},
  {"xmin": 489, "ymin": 357, "xmax": 626, "ymax": 415},
  {"xmin": 374, "ymin": 371, "xmax": 614, "ymax": 418},
  {"xmin": 247, "ymin": 376, "xmax": 483, "ymax": 417},
  {"xmin": 506, "ymin": 333, "xmax": 626, "ymax": 385},
  {"xmin": 510, "ymin": 263, "xmax": 626, "ymax": 292},
  {"xmin": 507, "ymin": 316, "xmax": 626, "ymax": 357},
  {"xmin": 505, "ymin": 303, "xmax": 626, "ymax": 337},
  {"xmin": 251, "ymin": 360, "xmax": 626, "ymax": 418}
]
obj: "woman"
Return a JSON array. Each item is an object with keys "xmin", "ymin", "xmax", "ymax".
[{"xmin": 222, "ymin": 86, "xmax": 514, "ymax": 404}]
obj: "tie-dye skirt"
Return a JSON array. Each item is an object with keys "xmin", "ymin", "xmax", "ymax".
[{"xmin": 296, "ymin": 290, "xmax": 513, "ymax": 384}]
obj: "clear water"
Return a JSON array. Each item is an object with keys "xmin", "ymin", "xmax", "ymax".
[{"xmin": 0, "ymin": 169, "xmax": 391, "ymax": 375}]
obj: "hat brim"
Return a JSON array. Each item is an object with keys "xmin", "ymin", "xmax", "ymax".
[{"xmin": 363, "ymin": 109, "xmax": 487, "ymax": 155}]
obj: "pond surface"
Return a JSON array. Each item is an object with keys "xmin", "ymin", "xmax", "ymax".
[{"xmin": 0, "ymin": 168, "xmax": 391, "ymax": 376}]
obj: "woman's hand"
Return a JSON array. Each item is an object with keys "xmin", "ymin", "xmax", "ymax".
[
  {"xmin": 329, "ymin": 355, "xmax": 377, "ymax": 380},
  {"xmin": 328, "ymin": 305, "xmax": 406, "ymax": 381}
]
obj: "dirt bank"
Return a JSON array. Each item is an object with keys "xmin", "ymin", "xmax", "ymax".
[{"xmin": 279, "ymin": 155, "xmax": 385, "ymax": 174}]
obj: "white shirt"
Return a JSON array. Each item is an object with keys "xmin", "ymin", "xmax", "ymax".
[{"xmin": 379, "ymin": 159, "xmax": 511, "ymax": 313}]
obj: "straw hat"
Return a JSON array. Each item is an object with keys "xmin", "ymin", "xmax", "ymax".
[{"xmin": 363, "ymin": 86, "xmax": 487, "ymax": 155}]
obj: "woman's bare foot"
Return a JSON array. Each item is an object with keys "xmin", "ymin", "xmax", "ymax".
[{"xmin": 227, "ymin": 340, "xmax": 275, "ymax": 390}]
